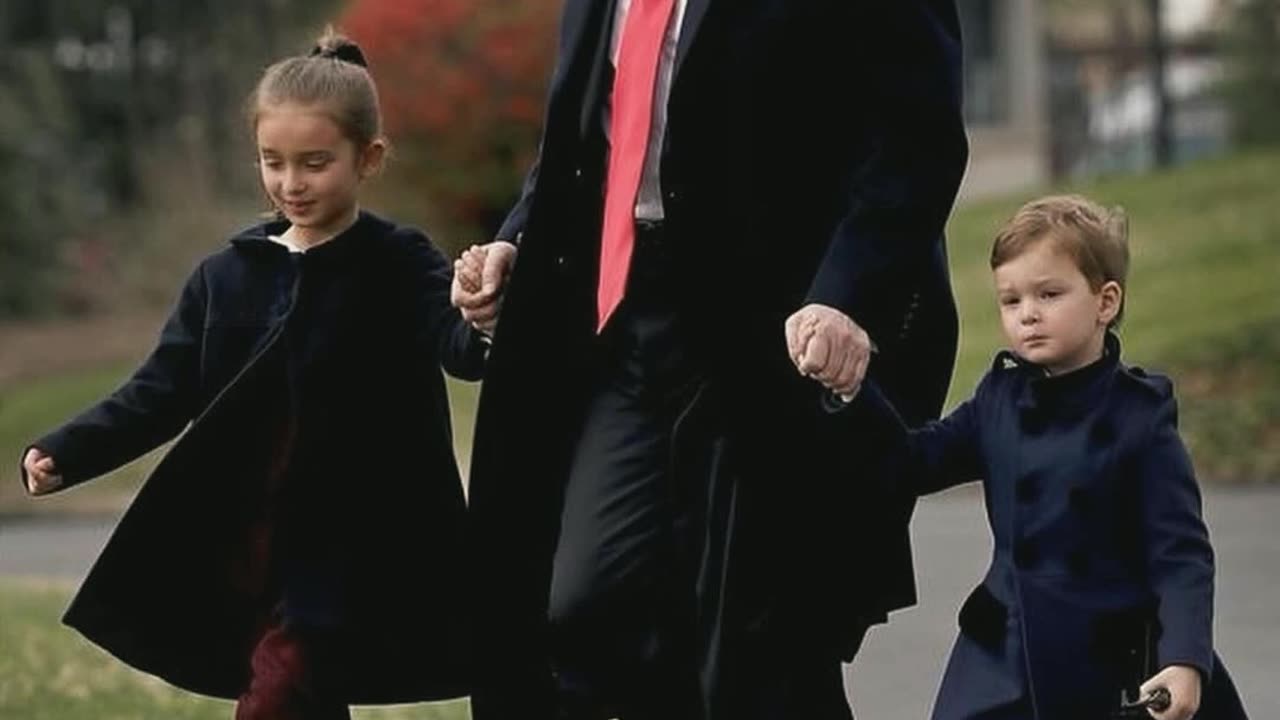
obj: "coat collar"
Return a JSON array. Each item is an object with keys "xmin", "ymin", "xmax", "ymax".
[
  {"xmin": 229, "ymin": 210, "xmax": 390, "ymax": 263},
  {"xmin": 1007, "ymin": 333, "xmax": 1123, "ymax": 419}
]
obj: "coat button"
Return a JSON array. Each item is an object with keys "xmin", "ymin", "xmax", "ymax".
[
  {"xmin": 1089, "ymin": 421, "xmax": 1114, "ymax": 447},
  {"xmin": 1016, "ymin": 474, "xmax": 1040, "ymax": 504},
  {"xmin": 1067, "ymin": 549, "xmax": 1091, "ymax": 577},
  {"xmin": 1014, "ymin": 539, "xmax": 1038, "ymax": 569},
  {"xmin": 1069, "ymin": 486, "xmax": 1093, "ymax": 513}
]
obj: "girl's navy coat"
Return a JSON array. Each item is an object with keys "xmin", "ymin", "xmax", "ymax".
[
  {"xmin": 851, "ymin": 334, "xmax": 1247, "ymax": 720},
  {"xmin": 19, "ymin": 211, "xmax": 485, "ymax": 703}
]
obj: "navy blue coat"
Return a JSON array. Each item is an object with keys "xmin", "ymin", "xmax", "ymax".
[
  {"xmin": 851, "ymin": 334, "xmax": 1247, "ymax": 720},
  {"xmin": 19, "ymin": 211, "xmax": 486, "ymax": 703}
]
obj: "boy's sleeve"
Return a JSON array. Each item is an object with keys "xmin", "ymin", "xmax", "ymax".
[
  {"xmin": 839, "ymin": 374, "xmax": 985, "ymax": 497},
  {"xmin": 1136, "ymin": 391, "xmax": 1215, "ymax": 680},
  {"xmin": 401, "ymin": 230, "xmax": 488, "ymax": 381},
  {"xmin": 21, "ymin": 264, "xmax": 208, "ymax": 491}
]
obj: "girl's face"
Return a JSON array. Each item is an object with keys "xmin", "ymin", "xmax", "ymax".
[
  {"xmin": 256, "ymin": 102, "xmax": 383, "ymax": 246},
  {"xmin": 993, "ymin": 237, "xmax": 1122, "ymax": 375}
]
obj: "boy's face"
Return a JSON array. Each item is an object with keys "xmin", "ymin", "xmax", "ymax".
[
  {"xmin": 255, "ymin": 102, "xmax": 383, "ymax": 246},
  {"xmin": 993, "ymin": 237, "xmax": 1122, "ymax": 375}
]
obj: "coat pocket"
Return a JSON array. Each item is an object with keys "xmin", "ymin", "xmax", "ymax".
[{"xmin": 958, "ymin": 583, "xmax": 1008, "ymax": 653}]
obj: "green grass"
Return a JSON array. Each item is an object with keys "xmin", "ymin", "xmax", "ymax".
[
  {"xmin": 2, "ymin": 149, "xmax": 1278, "ymax": 515},
  {"xmin": 0, "ymin": 368, "xmax": 480, "ymax": 515},
  {"xmin": 944, "ymin": 149, "xmax": 1280, "ymax": 482},
  {"xmin": 0, "ymin": 580, "xmax": 471, "ymax": 719},
  {"xmin": 0, "ymin": 364, "xmax": 155, "ymax": 515}
]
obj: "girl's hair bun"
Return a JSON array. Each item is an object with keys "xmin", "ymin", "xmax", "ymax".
[{"xmin": 310, "ymin": 28, "xmax": 368, "ymax": 69}]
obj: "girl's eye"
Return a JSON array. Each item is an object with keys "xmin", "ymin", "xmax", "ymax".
[
  {"xmin": 1000, "ymin": 297, "xmax": 1019, "ymax": 307},
  {"xmin": 1040, "ymin": 290, "xmax": 1061, "ymax": 300},
  {"xmin": 305, "ymin": 158, "xmax": 331, "ymax": 170}
]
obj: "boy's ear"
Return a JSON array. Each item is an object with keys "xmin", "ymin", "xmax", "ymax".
[{"xmin": 1098, "ymin": 280, "xmax": 1123, "ymax": 325}]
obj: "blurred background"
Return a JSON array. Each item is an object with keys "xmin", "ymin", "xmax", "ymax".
[{"xmin": 0, "ymin": 1, "xmax": 1276, "ymax": 718}]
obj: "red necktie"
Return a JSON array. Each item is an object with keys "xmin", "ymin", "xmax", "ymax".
[{"xmin": 596, "ymin": 0, "xmax": 676, "ymax": 332}]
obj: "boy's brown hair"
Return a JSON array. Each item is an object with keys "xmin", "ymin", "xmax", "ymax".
[{"xmin": 990, "ymin": 194, "xmax": 1131, "ymax": 328}]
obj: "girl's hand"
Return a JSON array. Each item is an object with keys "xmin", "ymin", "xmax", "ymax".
[
  {"xmin": 1140, "ymin": 664, "xmax": 1201, "ymax": 720},
  {"xmin": 22, "ymin": 447, "xmax": 63, "ymax": 496},
  {"xmin": 454, "ymin": 245, "xmax": 486, "ymax": 294}
]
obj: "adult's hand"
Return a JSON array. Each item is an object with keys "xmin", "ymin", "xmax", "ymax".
[
  {"xmin": 784, "ymin": 303, "xmax": 872, "ymax": 399},
  {"xmin": 451, "ymin": 240, "xmax": 517, "ymax": 335}
]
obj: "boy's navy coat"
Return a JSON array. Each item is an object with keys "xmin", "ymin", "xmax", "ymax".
[
  {"xmin": 20, "ymin": 211, "xmax": 486, "ymax": 703},
  {"xmin": 852, "ymin": 334, "xmax": 1247, "ymax": 720}
]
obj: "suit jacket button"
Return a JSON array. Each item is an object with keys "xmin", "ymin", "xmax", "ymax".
[
  {"xmin": 1014, "ymin": 539, "xmax": 1038, "ymax": 569},
  {"xmin": 1016, "ymin": 474, "xmax": 1040, "ymax": 504},
  {"xmin": 1067, "ymin": 549, "xmax": 1091, "ymax": 577}
]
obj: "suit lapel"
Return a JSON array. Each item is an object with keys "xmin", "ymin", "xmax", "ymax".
[{"xmin": 673, "ymin": 0, "xmax": 713, "ymax": 82}]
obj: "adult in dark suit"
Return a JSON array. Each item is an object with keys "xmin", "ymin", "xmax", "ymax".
[{"xmin": 453, "ymin": 2, "xmax": 969, "ymax": 718}]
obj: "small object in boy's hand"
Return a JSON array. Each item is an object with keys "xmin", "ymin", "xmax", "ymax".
[{"xmin": 1116, "ymin": 686, "xmax": 1171, "ymax": 717}]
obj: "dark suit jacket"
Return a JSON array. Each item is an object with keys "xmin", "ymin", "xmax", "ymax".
[{"xmin": 467, "ymin": 2, "xmax": 969, "ymax": 717}]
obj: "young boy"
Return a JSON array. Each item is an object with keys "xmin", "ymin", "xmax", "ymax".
[{"xmin": 844, "ymin": 195, "xmax": 1247, "ymax": 720}]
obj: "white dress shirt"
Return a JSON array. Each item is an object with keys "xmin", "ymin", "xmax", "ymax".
[{"xmin": 606, "ymin": 0, "xmax": 689, "ymax": 221}]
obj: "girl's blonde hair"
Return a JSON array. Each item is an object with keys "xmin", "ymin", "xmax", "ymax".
[
  {"xmin": 991, "ymin": 194, "xmax": 1131, "ymax": 328},
  {"xmin": 247, "ymin": 26, "xmax": 383, "ymax": 149}
]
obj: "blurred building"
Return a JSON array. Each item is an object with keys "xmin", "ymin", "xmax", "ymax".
[
  {"xmin": 955, "ymin": 0, "xmax": 1235, "ymax": 202},
  {"xmin": 956, "ymin": 0, "xmax": 1051, "ymax": 202}
]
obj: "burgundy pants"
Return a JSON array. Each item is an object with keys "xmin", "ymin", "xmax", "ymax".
[{"xmin": 235, "ymin": 621, "xmax": 350, "ymax": 720}]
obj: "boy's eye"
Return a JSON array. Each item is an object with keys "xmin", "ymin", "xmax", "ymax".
[
  {"xmin": 305, "ymin": 159, "xmax": 330, "ymax": 170},
  {"xmin": 1040, "ymin": 290, "xmax": 1061, "ymax": 300},
  {"xmin": 260, "ymin": 159, "xmax": 282, "ymax": 170},
  {"xmin": 1000, "ymin": 297, "xmax": 1019, "ymax": 307}
]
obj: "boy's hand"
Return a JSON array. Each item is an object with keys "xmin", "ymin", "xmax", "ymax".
[
  {"xmin": 785, "ymin": 303, "xmax": 872, "ymax": 398},
  {"xmin": 1140, "ymin": 665, "xmax": 1200, "ymax": 720},
  {"xmin": 22, "ymin": 447, "xmax": 63, "ymax": 496}
]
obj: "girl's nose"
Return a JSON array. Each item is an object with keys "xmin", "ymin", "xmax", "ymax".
[{"xmin": 283, "ymin": 169, "xmax": 306, "ymax": 194}]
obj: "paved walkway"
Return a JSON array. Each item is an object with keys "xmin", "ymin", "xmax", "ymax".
[{"xmin": 2, "ymin": 487, "xmax": 1275, "ymax": 718}]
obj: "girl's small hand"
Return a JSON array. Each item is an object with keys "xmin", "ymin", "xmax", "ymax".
[
  {"xmin": 22, "ymin": 447, "xmax": 63, "ymax": 496},
  {"xmin": 1140, "ymin": 664, "xmax": 1201, "ymax": 720},
  {"xmin": 454, "ymin": 245, "xmax": 486, "ymax": 294}
]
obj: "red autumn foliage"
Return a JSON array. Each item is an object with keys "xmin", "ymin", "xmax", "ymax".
[{"xmin": 339, "ymin": 0, "xmax": 560, "ymax": 233}]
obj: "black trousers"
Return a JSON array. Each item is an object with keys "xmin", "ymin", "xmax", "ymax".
[
  {"xmin": 548, "ymin": 221, "xmax": 702, "ymax": 720},
  {"xmin": 547, "ymin": 222, "xmax": 856, "ymax": 720}
]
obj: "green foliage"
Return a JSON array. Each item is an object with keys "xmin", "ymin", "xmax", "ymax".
[
  {"xmin": 0, "ymin": 0, "xmax": 345, "ymax": 321},
  {"xmin": 1221, "ymin": 0, "xmax": 1280, "ymax": 146}
]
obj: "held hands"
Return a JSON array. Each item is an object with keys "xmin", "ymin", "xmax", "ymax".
[
  {"xmin": 22, "ymin": 447, "xmax": 63, "ymax": 496},
  {"xmin": 785, "ymin": 303, "xmax": 872, "ymax": 400},
  {"xmin": 1139, "ymin": 665, "xmax": 1200, "ymax": 720},
  {"xmin": 450, "ymin": 241, "xmax": 517, "ymax": 336}
]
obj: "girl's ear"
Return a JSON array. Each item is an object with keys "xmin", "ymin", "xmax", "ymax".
[
  {"xmin": 1097, "ymin": 280, "xmax": 1123, "ymax": 326},
  {"xmin": 358, "ymin": 138, "xmax": 387, "ymax": 180}
]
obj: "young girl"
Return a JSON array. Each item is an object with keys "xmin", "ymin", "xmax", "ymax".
[
  {"xmin": 19, "ymin": 30, "xmax": 486, "ymax": 719},
  {"xmin": 842, "ymin": 195, "xmax": 1247, "ymax": 720}
]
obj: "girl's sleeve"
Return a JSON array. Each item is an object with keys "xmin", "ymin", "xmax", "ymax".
[
  {"xmin": 400, "ymin": 230, "xmax": 488, "ymax": 381},
  {"xmin": 1137, "ymin": 390, "xmax": 1215, "ymax": 680},
  {"xmin": 846, "ymin": 373, "xmax": 986, "ymax": 497},
  {"xmin": 20, "ymin": 265, "xmax": 208, "ymax": 491}
]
